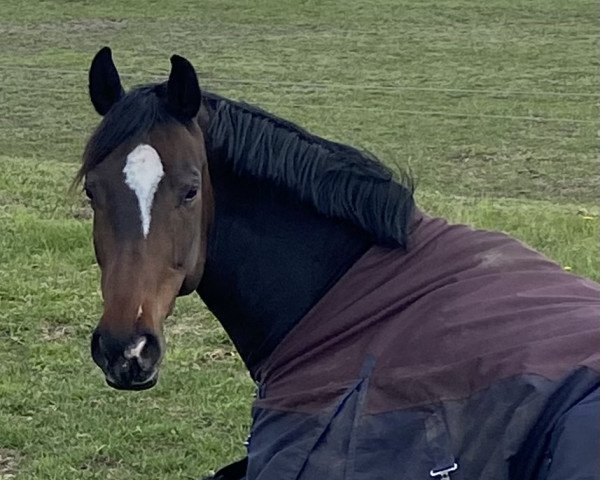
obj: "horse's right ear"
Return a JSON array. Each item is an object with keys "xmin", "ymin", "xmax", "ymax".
[
  {"xmin": 166, "ymin": 55, "xmax": 201, "ymax": 122},
  {"xmin": 88, "ymin": 47, "xmax": 124, "ymax": 116}
]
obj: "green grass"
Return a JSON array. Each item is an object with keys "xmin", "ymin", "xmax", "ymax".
[{"xmin": 0, "ymin": 0, "xmax": 598, "ymax": 478}]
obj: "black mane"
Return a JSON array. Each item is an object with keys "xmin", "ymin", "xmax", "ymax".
[
  {"xmin": 78, "ymin": 84, "xmax": 414, "ymax": 247},
  {"xmin": 204, "ymin": 92, "xmax": 414, "ymax": 247}
]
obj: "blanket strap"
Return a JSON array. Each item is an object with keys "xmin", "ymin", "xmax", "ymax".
[{"xmin": 425, "ymin": 413, "xmax": 459, "ymax": 479}]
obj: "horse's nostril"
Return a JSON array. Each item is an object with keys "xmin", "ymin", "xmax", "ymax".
[{"xmin": 91, "ymin": 328, "xmax": 107, "ymax": 369}]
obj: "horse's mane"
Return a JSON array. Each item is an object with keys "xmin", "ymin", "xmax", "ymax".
[
  {"xmin": 204, "ymin": 92, "xmax": 414, "ymax": 247},
  {"xmin": 77, "ymin": 84, "xmax": 415, "ymax": 248}
]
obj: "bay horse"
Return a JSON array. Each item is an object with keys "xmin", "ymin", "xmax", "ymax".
[{"xmin": 80, "ymin": 48, "xmax": 600, "ymax": 480}]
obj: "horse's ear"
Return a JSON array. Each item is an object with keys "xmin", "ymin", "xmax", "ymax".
[
  {"xmin": 166, "ymin": 55, "xmax": 201, "ymax": 122},
  {"xmin": 89, "ymin": 47, "xmax": 124, "ymax": 116}
]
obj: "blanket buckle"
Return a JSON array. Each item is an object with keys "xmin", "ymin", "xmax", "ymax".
[{"xmin": 430, "ymin": 462, "xmax": 458, "ymax": 480}]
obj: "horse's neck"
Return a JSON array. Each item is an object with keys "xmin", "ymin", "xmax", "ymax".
[{"xmin": 197, "ymin": 154, "xmax": 372, "ymax": 374}]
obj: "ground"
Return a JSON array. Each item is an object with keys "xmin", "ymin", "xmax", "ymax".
[{"xmin": 0, "ymin": 0, "xmax": 597, "ymax": 478}]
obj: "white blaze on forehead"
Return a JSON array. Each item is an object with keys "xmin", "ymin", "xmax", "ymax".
[{"xmin": 123, "ymin": 144, "xmax": 165, "ymax": 238}]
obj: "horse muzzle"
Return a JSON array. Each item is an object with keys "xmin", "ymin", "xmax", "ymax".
[{"xmin": 91, "ymin": 329, "xmax": 162, "ymax": 390}]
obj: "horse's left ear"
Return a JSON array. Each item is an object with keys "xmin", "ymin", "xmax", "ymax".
[
  {"xmin": 89, "ymin": 47, "xmax": 124, "ymax": 116},
  {"xmin": 166, "ymin": 55, "xmax": 202, "ymax": 122}
]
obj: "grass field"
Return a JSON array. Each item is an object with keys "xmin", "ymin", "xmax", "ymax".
[{"xmin": 0, "ymin": 0, "xmax": 598, "ymax": 478}]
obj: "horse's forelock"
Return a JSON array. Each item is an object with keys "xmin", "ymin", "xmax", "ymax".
[{"xmin": 75, "ymin": 84, "xmax": 171, "ymax": 187}]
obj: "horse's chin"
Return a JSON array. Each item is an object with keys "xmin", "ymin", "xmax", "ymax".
[{"xmin": 105, "ymin": 372, "xmax": 159, "ymax": 391}]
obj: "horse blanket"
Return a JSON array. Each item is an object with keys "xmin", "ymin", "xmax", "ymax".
[{"xmin": 245, "ymin": 211, "xmax": 600, "ymax": 480}]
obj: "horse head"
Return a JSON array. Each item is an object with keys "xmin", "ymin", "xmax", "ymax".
[{"xmin": 80, "ymin": 48, "xmax": 213, "ymax": 390}]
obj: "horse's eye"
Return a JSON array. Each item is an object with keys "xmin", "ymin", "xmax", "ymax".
[{"xmin": 184, "ymin": 187, "xmax": 198, "ymax": 202}]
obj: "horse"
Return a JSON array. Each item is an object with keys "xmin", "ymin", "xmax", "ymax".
[{"xmin": 79, "ymin": 48, "xmax": 600, "ymax": 480}]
